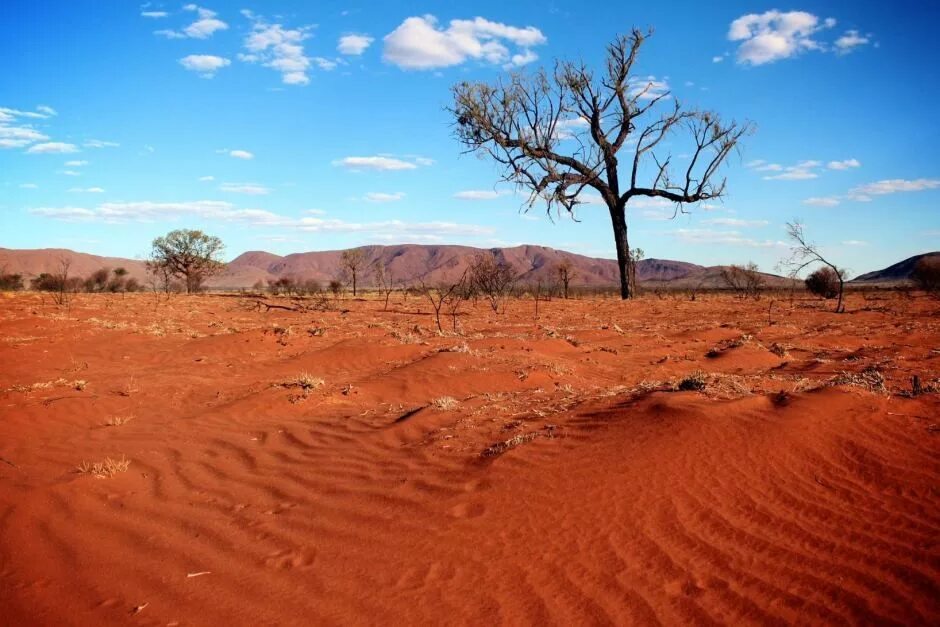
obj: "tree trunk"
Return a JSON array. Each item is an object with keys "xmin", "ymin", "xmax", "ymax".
[{"xmin": 610, "ymin": 204, "xmax": 632, "ymax": 300}]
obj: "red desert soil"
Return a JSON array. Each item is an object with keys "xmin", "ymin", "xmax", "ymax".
[{"xmin": 0, "ymin": 291, "xmax": 937, "ymax": 625}]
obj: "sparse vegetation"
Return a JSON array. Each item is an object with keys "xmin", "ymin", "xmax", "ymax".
[
  {"xmin": 468, "ymin": 252, "xmax": 516, "ymax": 314},
  {"xmin": 804, "ymin": 267, "xmax": 843, "ymax": 299},
  {"xmin": 75, "ymin": 455, "xmax": 130, "ymax": 478},
  {"xmin": 911, "ymin": 257, "xmax": 940, "ymax": 294},
  {"xmin": 340, "ymin": 249, "xmax": 367, "ymax": 297},
  {"xmin": 782, "ymin": 221, "xmax": 847, "ymax": 313},
  {"xmin": 720, "ymin": 262, "xmax": 764, "ymax": 300},
  {"xmin": 431, "ymin": 396, "xmax": 459, "ymax": 410}
]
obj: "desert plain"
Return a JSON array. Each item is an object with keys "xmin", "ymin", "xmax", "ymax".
[{"xmin": 0, "ymin": 289, "xmax": 937, "ymax": 625}]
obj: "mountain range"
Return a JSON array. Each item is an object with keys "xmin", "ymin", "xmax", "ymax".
[{"xmin": 1, "ymin": 245, "xmax": 936, "ymax": 290}]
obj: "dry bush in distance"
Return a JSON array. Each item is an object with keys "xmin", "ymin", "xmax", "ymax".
[
  {"xmin": 720, "ymin": 262, "xmax": 765, "ymax": 300},
  {"xmin": 804, "ymin": 266, "xmax": 842, "ymax": 299},
  {"xmin": 781, "ymin": 220, "xmax": 847, "ymax": 313},
  {"xmin": 468, "ymin": 252, "xmax": 516, "ymax": 314},
  {"xmin": 911, "ymin": 256, "xmax": 940, "ymax": 295}
]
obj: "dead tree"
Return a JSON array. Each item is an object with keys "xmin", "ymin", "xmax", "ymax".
[
  {"xmin": 782, "ymin": 221, "xmax": 847, "ymax": 313},
  {"xmin": 419, "ymin": 271, "xmax": 469, "ymax": 334},
  {"xmin": 341, "ymin": 249, "xmax": 367, "ymax": 297},
  {"xmin": 556, "ymin": 259, "xmax": 576, "ymax": 299},
  {"xmin": 720, "ymin": 262, "xmax": 764, "ymax": 300},
  {"xmin": 451, "ymin": 29, "xmax": 751, "ymax": 299},
  {"xmin": 468, "ymin": 252, "xmax": 516, "ymax": 313},
  {"xmin": 373, "ymin": 261, "xmax": 396, "ymax": 311},
  {"xmin": 52, "ymin": 256, "xmax": 72, "ymax": 310}
]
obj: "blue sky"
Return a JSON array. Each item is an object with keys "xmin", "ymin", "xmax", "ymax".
[{"xmin": 1, "ymin": 0, "xmax": 938, "ymax": 274}]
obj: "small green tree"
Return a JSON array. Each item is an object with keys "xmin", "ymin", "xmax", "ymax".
[{"xmin": 147, "ymin": 229, "xmax": 225, "ymax": 294}]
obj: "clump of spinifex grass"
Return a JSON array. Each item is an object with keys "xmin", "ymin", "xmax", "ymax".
[
  {"xmin": 431, "ymin": 396, "xmax": 459, "ymax": 410},
  {"xmin": 277, "ymin": 372, "xmax": 325, "ymax": 402},
  {"xmin": 75, "ymin": 455, "xmax": 130, "ymax": 478}
]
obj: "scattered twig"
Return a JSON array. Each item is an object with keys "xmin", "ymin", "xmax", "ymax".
[
  {"xmin": 129, "ymin": 602, "xmax": 148, "ymax": 615},
  {"xmin": 187, "ymin": 571, "xmax": 211, "ymax": 578}
]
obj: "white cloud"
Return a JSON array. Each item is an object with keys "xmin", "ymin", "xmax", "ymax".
[
  {"xmin": 803, "ymin": 196, "xmax": 841, "ymax": 207},
  {"xmin": 672, "ymin": 228, "xmax": 786, "ymax": 248},
  {"xmin": 153, "ymin": 5, "xmax": 227, "ymax": 39},
  {"xmin": 0, "ymin": 106, "xmax": 55, "ymax": 121},
  {"xmin": 68, "ymin": 187, "xmax": 105, "ymax": 193},
  {"xmin": 182, "ymin": 5, "xmax": 228, "ymax": 38},
  {"xmin": 141, "ymin": 11, "xmax": 168, "ymax": 18},
  {"xmin": 847, "ymin": 178, "xmax": 940, "ymax": 201},
  {"xmin": 827, "ymin": 158, "xmax": 860, "ymax": 170},
  {"xmin": 842, "ymin": 240, "xmax": 868, "ymax": 246},
  {"xmin": 219, "ymin": 182, "xmax": 270, "ymax": 195},
  {"xmin": 26, "ymin": 142, "xmax": 79, "ymax": 154},
  {"xmin": 454, "ymin": 190, "xmax": 512, "ymax": 200},
  {"xmin": 333, "ymin": 156, "xmax": 421, "ymax": 171},
  {"xmin": 761, "ymin": 160, "xmax": 822, "ymax": 180},
  {"xmin": 28, "ymin": 200, "xmax": 495, "ymax": 240},
  {"xmin": 338, "ymin": 34, "xmax": 374, "ymax": 55},
  {"xmin": 179, "ymin": 54, "xmax": 230, "ymax": 78},
  {"xmin": 627, "ymin": 76, "xmax": 670, "ymax": 100},
  {"xmin": 712, "ymin": 55, "xmax": 725, "ymax": 63},
  {"xmin": 834, "ymin": 30, "xmax": 870, "ymax": 54},
  {"xmin": 507, "ymin": 49, "xmax": 539, "ymax": 68},
  {"xmin": 363, "ymin": 192, "xmax": 405, "ymax": 202},
  {"xmin": 0, "ymin": 126, "xmax": 48, "ymax": 144},
  {"xmin": 155, "ymin": 29, "xmax": 186, "ymax": 39},
  {"xmin": 198, "ymin": 175, "xmax": 215, "ymax": 181},
  {"xmin": 228, "ymin": 149, "xmax": 254, "ymax": 160},
  {"xmin": 241, "ymin": 16, "xmax": 313, "ymax": 85},
  {"xmin": 701, "ymin": 218, "xmax": 769, "ymax": 227},
  {"xmin": 383, "ymin": 15, "xmax": 546, "ymax": 70},
  {"xmin": 312, "ymin": 57, "xmax": 339, "ymax": 71},
  {"xmin": 84, "ymin": 139, "xmax": 119, "ymax": 148},
  {"xmin": 60, "ymin": 170, "xmax": 81, "ymax": 176},
  {"xmin": 0, "ymin": 106, "xmax": 55, "ymax": 149},
  {"xmin": 728, "ymin": 10, "xmax": 834, "ymax": 65},
  {"xmin": 19, "ymin": 183, "xmax": 38, "ymax": 189},
  {"xmin": 64, "ymin": 160, "xmax": 88, "ymax": 167}
]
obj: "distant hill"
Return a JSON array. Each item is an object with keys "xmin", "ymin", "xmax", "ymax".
[
  {"xmin": 851, "ymin": 252, "xmax": 940, "ymax": 284},
  {"xmin": 0, "ymin": 248, "xmax": 149, "ymax": 282},
  {"xmin": 218, "ymin": 245, "xmax": 708, "ymax": 289},
  {"xmin": 0, "ymin": 243, "xmax": 808, "ymax": 290}
]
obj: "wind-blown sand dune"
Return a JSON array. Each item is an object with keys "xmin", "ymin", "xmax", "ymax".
[{"xmin": 0, "ymin": 291, "xmax": 937, "ymax": 624}]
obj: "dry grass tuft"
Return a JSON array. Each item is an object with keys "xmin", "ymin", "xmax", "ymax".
[
  {"xmin": 431, "ymin": 396, "xmax": 459, "ymax": 410},
  {"xmin": 75, "ymin": 455, "xmax": 130, "ymax": 478},
  {"xmin": 481, "ymin": 432, "xmax": 539, "ymax": 458},
  {"xmin": 676, "ymin": 371, "xmax": 708, "ymax": 392},
  {"xmin": 278, "ymin": 372, "xmax": 324, "ymax": 402},
  {"xmin": 105, "ymin": 415, "xmax": 134, "ymax": 427},
  {"xmin": 829, "ymin": 366, "xmax": 887, "ymax": 393}
]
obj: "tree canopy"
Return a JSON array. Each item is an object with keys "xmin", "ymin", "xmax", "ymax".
[{"xmin": 147, "ymin": 229, "xmax": 225, "ymax": 294}]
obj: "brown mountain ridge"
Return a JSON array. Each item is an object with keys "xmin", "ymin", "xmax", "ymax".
[{"xmin": 2, "ymin": 244, "xmax": 930, "ymax": 290}]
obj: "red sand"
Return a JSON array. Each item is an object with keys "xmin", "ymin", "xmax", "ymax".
[{"xmin": 1, "ymin": 291, "xmax": 938, "ymax": 625}]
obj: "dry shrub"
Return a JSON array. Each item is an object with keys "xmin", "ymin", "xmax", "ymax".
[
  {"xmin": 481, "ymin": 432, "xmax": 539, "ymax": 458},
  {"xmin": 911, "ymin": 257, "xmax": 940, "ymax": 294},
  {"xmin": 677, "ymin": 371, "xmax": 707, "ymax": 391},
  {"xmin": 431, "ymin": 396, "xmax": 459, "ymax": 410},
  {"xmin": 829, "ymin": 366, "xmax": 887, "ymax": 393},
  {"xmin": 805, "ymin": 267, "xmax": 842, "ymax": 299},
  {"xmin": 76, "ymin": 455, "xmax": 130, "ymax": 478}
]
